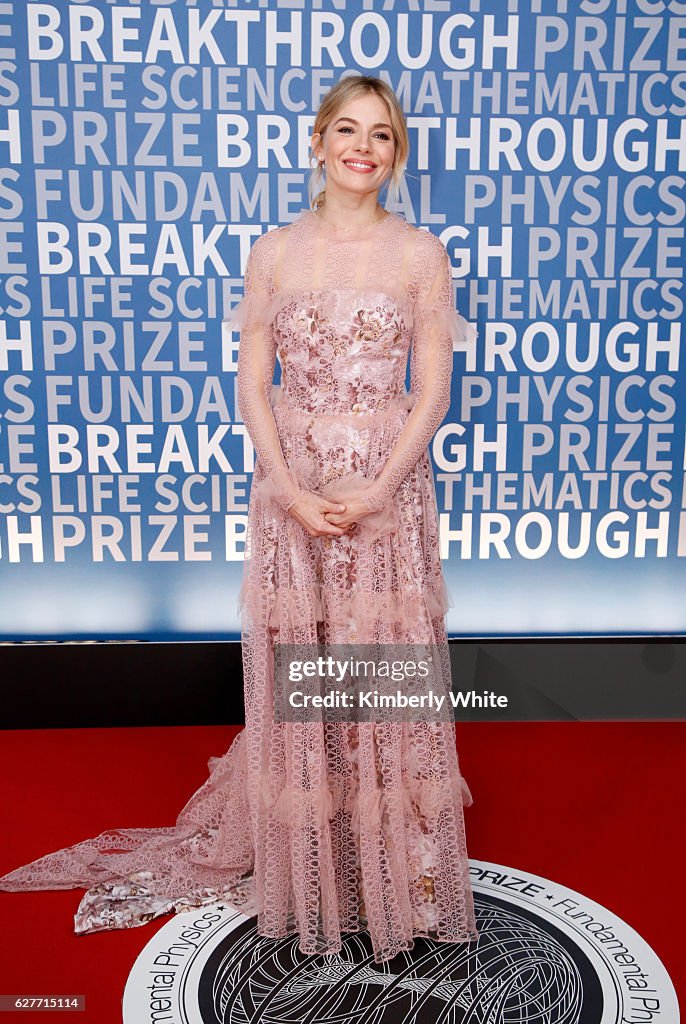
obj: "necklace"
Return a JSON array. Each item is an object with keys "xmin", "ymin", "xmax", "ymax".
[{"xmin": 313, "ymin": 206, "xmax": 389, "ymax": 234}]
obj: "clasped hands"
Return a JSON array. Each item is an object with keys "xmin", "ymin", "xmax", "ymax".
[{"xmin": 288, "ymin": 487, "xmax": 376, "ymax": 538}]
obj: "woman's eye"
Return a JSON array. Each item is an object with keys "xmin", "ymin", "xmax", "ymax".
[{"xmin": 337, "ymin": 128, "xmax": 391, "ymax": 142}]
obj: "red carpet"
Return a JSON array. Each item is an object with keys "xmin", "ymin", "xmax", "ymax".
[{"xmin": 0, "ymin": 723, "xmax": 683, "ymax": 1020}]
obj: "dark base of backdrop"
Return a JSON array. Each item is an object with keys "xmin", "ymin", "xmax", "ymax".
[{"xmin": 0, "ymin": 638, "xmax": 684, "ymax": 728}]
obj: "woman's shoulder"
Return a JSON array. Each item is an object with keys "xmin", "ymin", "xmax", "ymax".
[
  {"xmin": 403, "ymin": 219, "xmax": 448, "ymax": 254},
  {"xmin": 401, "ymin": 223, "xmax": 450, "ymax": 287},
  {"xmin": 246, "ymin": 223, "xmax": 294, "ymax": 281},
  {"xmin": 248, "ymin": 216, "xmax": 305, "ymax": 263},
  {"xmin": 250, "ymin": 210, "xmax": 448, "ymax": 259},
  {"xmin": 249, "ymin": 223, "xmax": 285, "ymax": 255}
]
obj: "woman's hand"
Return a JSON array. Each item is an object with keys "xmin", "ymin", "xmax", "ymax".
[
  {"xmin": 321, "ymin": 490, "xmax": 377, "ymax": 532},
  {"xmin": 288, "ymin": 491, "xmax": 350, "ymax": 538}
]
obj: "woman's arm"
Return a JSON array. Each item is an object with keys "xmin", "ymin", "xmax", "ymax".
[
  {"xmin": 361, "ymin": 230, "xmax": 475, "ymax": 514},
  {"xmin": 230, "ymin": 232, "xmax": 302, "ymax": 512}
]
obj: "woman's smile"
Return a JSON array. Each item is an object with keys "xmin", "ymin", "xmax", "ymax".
[{"xmin": 343, "ymin": 159, "xmax": 377, "ymax": 173}]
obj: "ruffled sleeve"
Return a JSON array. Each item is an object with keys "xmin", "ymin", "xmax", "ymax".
[
  {"xmin": 430, "ymin": 304, "xmax": 478, "ymax": 350},
  {"xmin": 223, "ymin": 289, "xmax": 288, "ymax": 335},
  {"xmin": 226, "ymin": 233, "xmax": 303, "ymax": 512},
  {"xmin": 361, "ymin": 230, "xmax": 477, "ymax": 514}
]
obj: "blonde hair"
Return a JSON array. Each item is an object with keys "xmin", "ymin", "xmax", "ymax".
[{"xmin": 308, "ymin": 75, "xmax": 409, "ymax": 211}]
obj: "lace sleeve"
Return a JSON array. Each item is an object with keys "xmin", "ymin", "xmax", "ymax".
[
  {"xmin": 228, "ymin": 232, "xmax": 303, "ymax": 512},
  {"xmin": 362, "ymin": 230, "xmax": 476, "ymax": 514}
]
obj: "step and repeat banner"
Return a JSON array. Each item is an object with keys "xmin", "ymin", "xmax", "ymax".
[{"xmin": 0, "ymin": 1, "xmax": 684, "ymax": 639}]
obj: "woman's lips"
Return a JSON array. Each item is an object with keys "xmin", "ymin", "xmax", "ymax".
[{"xmin": 343, "ymin": 160, "xmax": 377, "ymax": 174}]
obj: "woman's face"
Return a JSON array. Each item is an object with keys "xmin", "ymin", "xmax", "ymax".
[{"xmin": 313, "ymin": 91, "xmax": 396, "ymax": 201}]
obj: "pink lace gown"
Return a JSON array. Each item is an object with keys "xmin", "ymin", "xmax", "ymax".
[{"xmin": 0, "ymin": 208, "xmax": 479, "ymax": 963}]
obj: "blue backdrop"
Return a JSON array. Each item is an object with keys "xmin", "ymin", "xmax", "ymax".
[{"xmin": 0, "ymin": 1, "xmax": 684, "ymax": 639}]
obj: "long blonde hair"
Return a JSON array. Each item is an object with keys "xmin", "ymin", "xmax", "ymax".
[{"xmin": 308, "ymin": 75, "xmax": 409, "ymax": 211}]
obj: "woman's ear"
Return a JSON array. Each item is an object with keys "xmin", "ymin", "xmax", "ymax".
[{"xmin": 311, "ymin": 131, "xmax": 323, "ymax": 162}]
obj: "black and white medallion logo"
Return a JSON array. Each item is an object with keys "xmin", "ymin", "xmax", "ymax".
[{"xmin": 123, "ymin": 859, "xmax": 678, "ymax": 1023}]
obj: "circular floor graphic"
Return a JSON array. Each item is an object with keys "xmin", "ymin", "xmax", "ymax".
[{"xmin": 123, "ymin": 860, "xmax": 679, "ymax": 1024}]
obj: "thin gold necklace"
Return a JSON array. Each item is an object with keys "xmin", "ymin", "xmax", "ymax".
[{"xmin": 314, "ymin": 206, "xmax": 388, "ymax": 234}]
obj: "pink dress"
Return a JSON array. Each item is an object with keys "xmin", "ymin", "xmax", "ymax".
[{"xmin": 0, "ymin": 208, "xmax": 479, "ymax": 963}]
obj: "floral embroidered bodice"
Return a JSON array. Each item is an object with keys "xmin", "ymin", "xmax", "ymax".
[
  {"xmin": 227, "ymin": 208, "xmax": 476, "ymax": 513},
  {"xmin": 274, "ymin": 287, "xmax": 411, "ymax": 417}
]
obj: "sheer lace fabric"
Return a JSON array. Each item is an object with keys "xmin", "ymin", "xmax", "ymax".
[{"xmin": 0, "ymin": 208, "xmax": 479, "ymax": 963}]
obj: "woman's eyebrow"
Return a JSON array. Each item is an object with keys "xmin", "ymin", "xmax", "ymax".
[{"xmin": 333, "ymin": 117, "xmax": 392, "ymax": 130}]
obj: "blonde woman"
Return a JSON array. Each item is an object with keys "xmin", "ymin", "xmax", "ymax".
[{"xmin": 0, "ymin": 75, "xmax": 478, "ymax": 965}]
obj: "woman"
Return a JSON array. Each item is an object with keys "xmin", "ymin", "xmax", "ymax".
[{"xmin": 0, "ymin": 75, "xmax": 479, "ymax": 964}]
